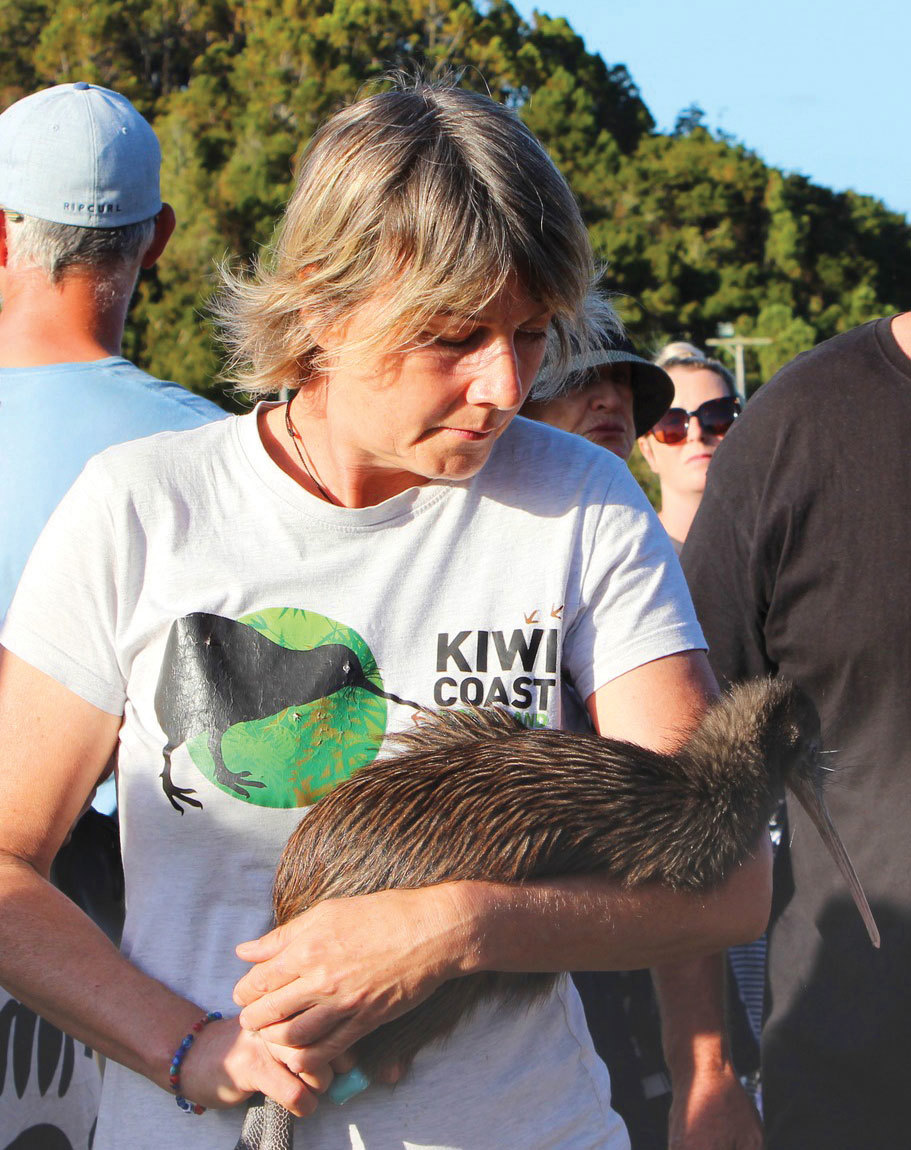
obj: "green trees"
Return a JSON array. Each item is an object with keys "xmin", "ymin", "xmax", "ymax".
[
  {"xmin": 592, "ymin": 128, "xmax": 909, "ymax": 385},
  {"xmin": 2, "ymin": 0, "xmax": 909, "ymax": 401}
]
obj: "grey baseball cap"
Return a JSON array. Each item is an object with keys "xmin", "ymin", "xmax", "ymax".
[
  {"xmin": 0, "ymin": 82, "xmax": 161, "ymax": 227},
  {"xmin": 538, "ymin": 333, "xmax": 675, "ymax": 436}
]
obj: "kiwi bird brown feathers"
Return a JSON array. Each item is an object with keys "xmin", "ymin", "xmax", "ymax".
[{"xmin": 235, "ymin": 677, "xmax": 878, "ymax": 1149}]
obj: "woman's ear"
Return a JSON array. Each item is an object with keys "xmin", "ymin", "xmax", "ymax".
[
  {"xmin": 308, "ymin": 315, "xmax": 348, "ymax": 352},
  {"xmin": 300, "ymin": 302, "xmax": 350, "ymax": 353},
  {"xmin": 638, "ymin": 434, "xmax": 659, "ymax": 474},
  {"xmin": 294, "ymin": 264, "xmax": 340, "ymax": 350}
]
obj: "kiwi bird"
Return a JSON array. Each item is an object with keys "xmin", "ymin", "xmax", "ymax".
[{"xmin": 236, "ymin": 677, "xmax": 878, "ymax": 1149}]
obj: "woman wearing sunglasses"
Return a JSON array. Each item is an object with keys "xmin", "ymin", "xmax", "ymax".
[{"xmin": 638, "ymin": 348, "xmax": 740, "ymax": 553}]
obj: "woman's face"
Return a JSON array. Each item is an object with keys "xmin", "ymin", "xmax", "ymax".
[
  {"xmin": 521, "ymin": 365, "xmax": 635, "ymax": 460},
  {"xmin": 639, "ymin": 366, "xmax": 731, "ymax": 497},
  {"xmin": 315, "ymin": 282, "xmax": 551, "ymax": 500}
]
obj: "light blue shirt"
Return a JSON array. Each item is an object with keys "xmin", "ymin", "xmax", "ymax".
[{"xmin": 0, "ymin": 357, "xmax": 226, "ymax": 619}]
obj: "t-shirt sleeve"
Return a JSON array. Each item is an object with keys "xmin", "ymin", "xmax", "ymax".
[
  {"xmin": 1, "ymin": 456, "xmax": 130, "ymax": 714},
  {"xmin": 564, "ymin": 465, "xmax": 706, "ymax": 704},
  {"xmin": 681, "ymin": 424, "xmax": 775, "ymax": 687}
]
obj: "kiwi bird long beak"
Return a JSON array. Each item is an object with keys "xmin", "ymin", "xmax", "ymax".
[{"xmin": 788, "ymin": 772, "xmax": 881, "ymax": 948}]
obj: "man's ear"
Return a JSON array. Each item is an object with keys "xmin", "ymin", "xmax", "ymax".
[
  {"xmin": 0, "ymin": 212, "xmax": 9, "ymax": 268},
  {"xmin": 140, "ymin": 203, "xmax": 176, "ymax": 269}
]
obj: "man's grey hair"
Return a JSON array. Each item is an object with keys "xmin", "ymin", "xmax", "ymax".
[{"xmin": 4, "ymin": 212, "xmax": 156, "ymax": 284}]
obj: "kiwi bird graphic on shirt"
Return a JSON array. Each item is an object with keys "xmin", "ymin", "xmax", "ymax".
[{"xmin": 154, "ymin": 609, "xmax": 419, "ymax": 813}]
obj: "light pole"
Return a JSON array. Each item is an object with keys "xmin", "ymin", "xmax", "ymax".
[{"xmin": 706, "ymin": 325, "xmax": 773, "ymax": 404}]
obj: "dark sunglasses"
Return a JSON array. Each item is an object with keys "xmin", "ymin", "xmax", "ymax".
[{"xmin": 650, "ymin": 395, "xmax": 741, "ymax": 445}]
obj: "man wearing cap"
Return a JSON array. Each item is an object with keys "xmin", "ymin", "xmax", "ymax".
[
  {"xmin": 0, "ymin": 80, "xmax": 225, "ymax": 619},
  {"xmin": 0, "ymin": 81, "xmax": 224, "ymax": 1148},
  {"xmin": 521, "ymin": 331, "xmax": 674, "ymax": 461}
]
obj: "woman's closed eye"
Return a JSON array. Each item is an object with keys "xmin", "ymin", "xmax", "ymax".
[
  {"xmin": 425, "ymin": 326, "xmax": 548, "ymax": 351},
  {"xmin": 431, "ymin": 330, "xmax": 480, "ymax": 349}
]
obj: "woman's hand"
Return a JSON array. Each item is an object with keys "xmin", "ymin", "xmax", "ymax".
[
  {"xmin": 177, "ymin": 1015, "xmax": 333, "ymax": 1117},
  {"xmin": 232, "ymin": 884, "xmax": 476, "ymax": 1075}
]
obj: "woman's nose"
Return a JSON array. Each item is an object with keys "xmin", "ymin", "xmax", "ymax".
[
  {"xmin": 466, "ymin": 344, "xmax": 524, "ymax": 409},
  {"xmin": 589, "ymin": 381, "xmax": 620, "ymax": 411},
  {"xmin": 688, "ymin": 412, "xmax": 707, "ymax": 442}
]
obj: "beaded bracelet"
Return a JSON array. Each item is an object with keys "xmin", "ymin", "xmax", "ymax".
[{"xmin": 168, "ymin": 1010, "xmax": 223, "ymax": 1114}]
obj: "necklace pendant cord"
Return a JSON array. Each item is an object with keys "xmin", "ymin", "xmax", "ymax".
[{"xmin": 284, "ymin": 398, "xmax": 335, "ymax": 504}]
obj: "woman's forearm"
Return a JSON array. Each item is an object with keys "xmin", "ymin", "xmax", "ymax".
[
  {"xmin": 0, "ymin": 852, "xmax": 323, "ymax": 1115},
  {"xmin": 0, "ymin": 851, "xmax": 204, "ymax": 1087},
  {"xmin": 0, "ymin": 655, "xmax": 324, "ymax": 1115},
  {"xmin": 452, "ymin": 833, "xmax": 772, "ymax": 977},
  {"xmin": 0, "ymin": 650, "xmax": 197, "ymax": 1080}
]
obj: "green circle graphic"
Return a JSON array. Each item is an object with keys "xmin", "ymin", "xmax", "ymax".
[{"xmin": 185, "ymin": 608, "xmax": 387, "ymax": 807}]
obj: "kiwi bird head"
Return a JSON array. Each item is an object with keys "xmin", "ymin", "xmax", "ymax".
[
  {"xmin": 754, "ymin": 676, "xmax": 823, "ymax": 790},
  {"xmin": 696, "ymin": 678, "xmax": 879, "ymax": 948}
]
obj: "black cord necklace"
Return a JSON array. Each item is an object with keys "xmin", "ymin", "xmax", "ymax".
[{"xmin": 284, "ymin": 398, "xmax": 335, "ymax": 504}]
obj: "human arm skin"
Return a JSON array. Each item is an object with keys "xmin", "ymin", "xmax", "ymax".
[
  {"xmin": 233, "ymin": 650, "xmax": 773, "ymax": 1079},
  {"xmin": 0, "ymin": 647, "xmax": 330, "ymax": 1116},
  {"xmin": 591, "ymin": 657, "xmax": 762, "ymax": 1149},
  {"xmin": 653, "ymin": 956, "xmax": 763, "ymax": 1149}
]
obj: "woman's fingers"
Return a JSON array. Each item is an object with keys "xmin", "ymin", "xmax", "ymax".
[
  {"xmin": 235, "ymin": 923, "xmax": 288, "ymax": 965},
  {"xmin": 234, "ymin": 921, "xmax": 314, "ymax": 1009},
  {"xmin": 253, "ymin": 1057, "xmax": 323, "ymax": 1119},
  {"xmin": 330, "ymin": 1050, "xmax": 357, "ymax": 1074},
  {"xmin": 176, "ymin": 1015, "xmax": 328, "ymax": 1118},
  {"xmin": 254, "ymin": 1008, "xmax": 360, "ymax": 1065},
  {"xmin": 239, "ymin": 996, "xmax": 348, "ymax": 1043},
  {"xmin": 264, "ymin": 1039, "xmax": 335, "ymax": 1091}
]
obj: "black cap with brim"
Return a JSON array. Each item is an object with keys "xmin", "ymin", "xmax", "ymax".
[
  {"xmin": 571, "ymin": 348, "xmax": 675, "ymax": 436},
  {"xmin": 533, "ymin": 335, "xmax": 676, "ymax": 439},
  {"xmin": 538, "ymin": 336, "xmax": 675, "ymax": 436}
]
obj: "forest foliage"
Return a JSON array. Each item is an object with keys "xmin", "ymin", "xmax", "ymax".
[{"xmin": 2, "ymin": 0, "xmax": 909, "ymax": 405}]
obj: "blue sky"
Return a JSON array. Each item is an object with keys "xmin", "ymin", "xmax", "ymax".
[{"xmin": 511, "ymin": 0, "xmax": 911, "ymax": 221}]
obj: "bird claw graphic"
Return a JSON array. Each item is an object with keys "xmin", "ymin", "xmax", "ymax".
[
  {"xmin": 214, "ymin": 765, "xmax": 267, "ymax": 799},
  {"xmin": 160, "ymin": 772, "xmax": 203, "ymax": 815}
]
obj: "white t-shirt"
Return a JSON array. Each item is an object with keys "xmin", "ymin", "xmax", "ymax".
[{"xmin": 1, "ymin": 408, "xmax": 703, "ymax": 1150}]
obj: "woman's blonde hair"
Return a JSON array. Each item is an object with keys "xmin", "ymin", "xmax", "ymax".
[
  {"xmin": 217, "ymin": 77, "xmax": 603, "ymax": 396},
  {"xmin": 653, "ymin": 340, "xmax": 736, "ymax": 394}
]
